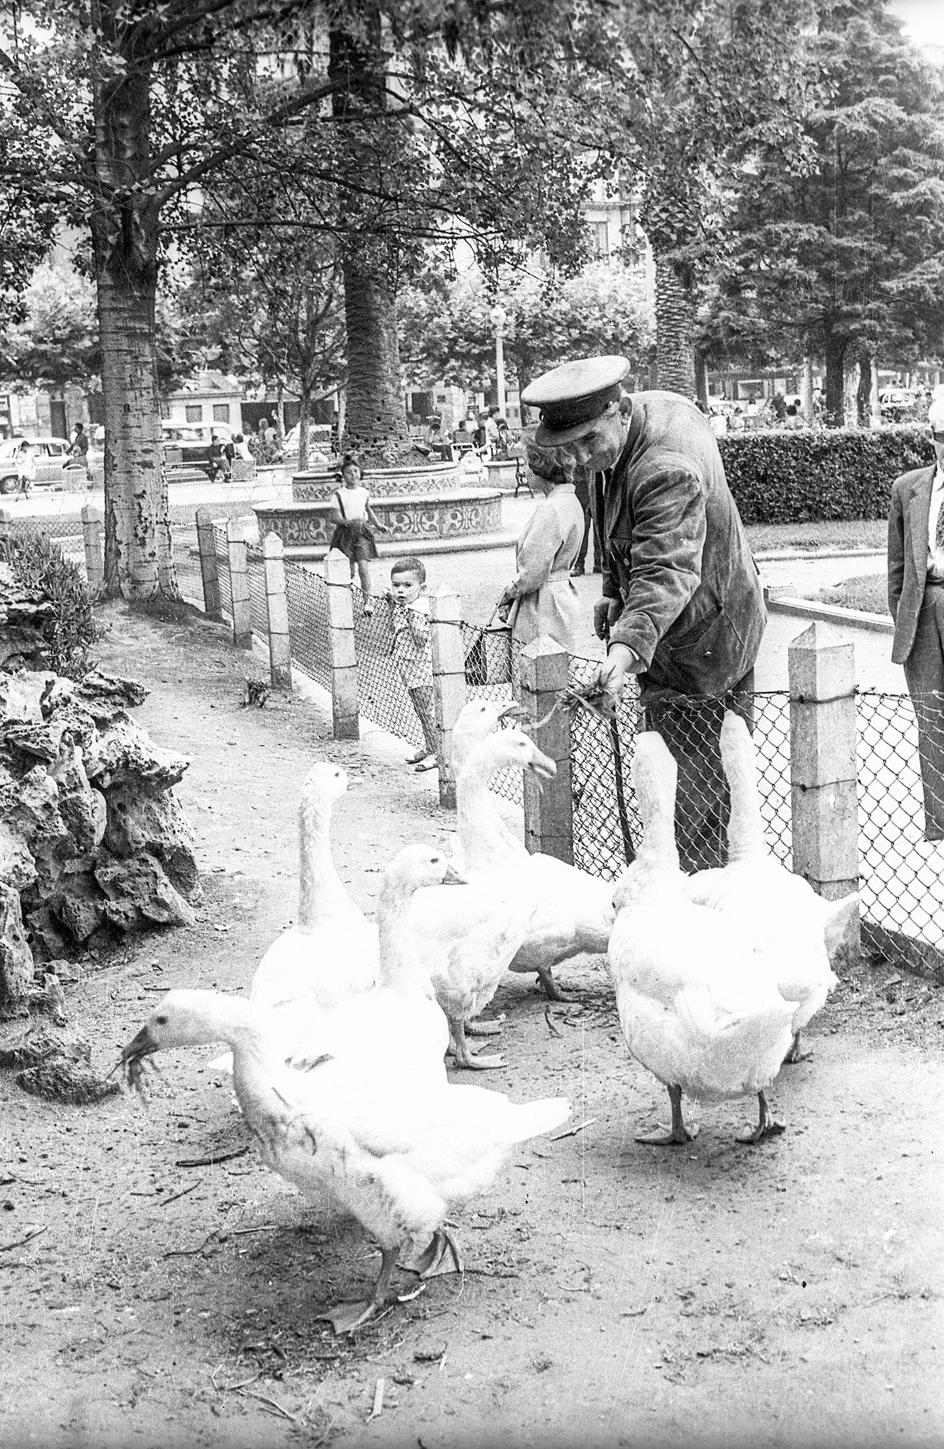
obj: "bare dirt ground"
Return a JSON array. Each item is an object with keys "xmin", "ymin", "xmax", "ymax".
[{"xmin": 1, "ymin": 600, "xmax": 943, "ymax": 1449}]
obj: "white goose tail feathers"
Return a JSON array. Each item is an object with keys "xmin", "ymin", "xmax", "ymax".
[
  {"xmin": 821, "ymin": 891, "xmax": 860, "ymax": 961},
  {"xmin": 503, "ymin": 1095, "xmax": 571, "ymax": 1144}
]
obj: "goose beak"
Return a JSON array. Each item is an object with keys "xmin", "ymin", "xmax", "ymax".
[
  {"xmin": 122, "ymin": 1023, "xmax": 158, "ymax": 1064},
  {"xmin": 499, "ymin": 701, "xmax": 522, "ymax": 721},
  {"xmin": 528, "ymin": 749, "xmax": 557, "ymax": 782},
  {"xmin": 442, "ymin": 863, "xmax": 468, "ymax": 886},
  {"xmin": 120, "ymin": 1023, "xmax": 160, "ymax": 1094}
]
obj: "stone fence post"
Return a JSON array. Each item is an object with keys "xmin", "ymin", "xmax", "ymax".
[
  {"xmin": 324, "ymin": 548, "xmax": 359, "ymax": 739},
  {"xmin": 195, "ymin": 508, "xmax": 223, "ymax": 620},
  {"xmin": 80, "ymin": 506, "xmax": 104, "ymax": 596},
  {"xmin": 262, "ymin": 532, "xmax": 292, "ymax": 693},
  {"xmin": 226, "ymin": 517, "xmax": 252, "ymax": 650},
  {"xmin": 520, "ymin": 635, "xmax": 573, "ymax": 863},
  {"xmin": 788, "ymin": 622, "xmax": 860, "ymax": 954},
  {"xmin": 430, "ymin": 589, "xmax": 468, "ymax": 809}
]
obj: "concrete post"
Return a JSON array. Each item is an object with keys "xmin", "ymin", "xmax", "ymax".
[
  {"xmin": 788, "ymin": 622, "xmax": 860, "ymax": 954},
  {"xmin": 262, "ymin": 532, "xmax": 292, "ymax": 693},
  {"xmin": 195, "ymin": 508, "xmax": 223, "ymax": 620},
  {"xmin": 80, "ymin": 506, "xmax": 104, "ymax": 596},
  {"xmin": 226, "ymin": 516, "xmax": 252, "ymax": 650},
  {"xmin": 430, "ymin": 588, "xmax": 468, "ymax": 810},
  {"xmin": 324, "ymin": 548, "xmax": 359, "ymax": 739},
  {"xmin": 520, "ymin": 635, "xmax": 573, "ymax": 864}
]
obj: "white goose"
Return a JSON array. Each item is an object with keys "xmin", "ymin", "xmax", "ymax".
[
  {"xmin": 607, "ymin": 731, "xmax": 797, "ymax": 1146},
  {"xmin": 249, "ymin": 762, "xmax": 378, "ymax": 1017},
  {"xmin": 681, "ymin": 711, "xmax": 855, "ymax": 1060},
  {"xmin": 122, "ymin": 988, "xmax": 570, "ymax": 1334},
  {"xmin": 217, "ymin": 845, "xmax": 460, "ymax": 1091},
  {"xmin": 409, "ymin": 728, "xmax": 558, "ymax": 1069},
  {"xmin": 449, "ymin": 718, "xmax": 614, "ymax": 1000}
]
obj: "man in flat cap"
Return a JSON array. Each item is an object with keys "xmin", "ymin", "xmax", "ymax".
[{"xmin": 521, "ymin": 355, "xmax": 766, "ymax": 872}]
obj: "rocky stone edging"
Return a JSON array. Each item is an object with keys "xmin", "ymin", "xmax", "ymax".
[{"xmin": 0, "ymin": 666, "xmax": 198, "ymax": 1018}]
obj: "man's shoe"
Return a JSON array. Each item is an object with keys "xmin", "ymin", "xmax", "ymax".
[{"xmin": 570, "ymin": 565, "xmax": 585, "ymax": 576}]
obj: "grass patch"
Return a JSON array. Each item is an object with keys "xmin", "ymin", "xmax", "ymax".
[
  {"xmin": 810, "ymin": 574, "xmax": 888, "ymax": 615},
  {"xmin": 746, "ymin": 519, "xmax": 886, "ymax": 554}
]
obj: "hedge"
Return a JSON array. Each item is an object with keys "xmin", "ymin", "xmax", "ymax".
[{"xmin": 718, "ymin": 424, "xmax": 935, "ymax": 525}]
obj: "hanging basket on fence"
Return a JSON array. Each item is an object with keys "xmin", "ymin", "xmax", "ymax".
[{"xmin": 464, "ymin": 611, "xmax": 513, "ymax": 687}]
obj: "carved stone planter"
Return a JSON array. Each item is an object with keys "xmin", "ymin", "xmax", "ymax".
[
  {"xmin": 254, "ymin": 486, "xmax": 503, "ymax": 557},
  {"xmin": 291, "ymin": 459, "xmax": 460, "ymax": 501},
  {"xmin": 484, "ymin": 458, "xmax": 521, "ymax": 492}
]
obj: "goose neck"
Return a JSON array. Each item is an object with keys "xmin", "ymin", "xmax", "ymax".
[
  {"xmin": 456, "ymin": 755, "xmax": 517, "ymax": 863},
  {"xmin": 297, "ymin": 799, "xmax": 349, "ymax": 925},
  {"xmin": 377, "ymin": 883, "xmax": 435, "ymax": 994}
]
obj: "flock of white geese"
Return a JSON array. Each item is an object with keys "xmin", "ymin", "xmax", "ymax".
[{"xmin": 121, "ymin": 699, "xmax": 858, "ymax": 1334}]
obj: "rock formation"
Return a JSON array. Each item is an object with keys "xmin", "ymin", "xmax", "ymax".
[{"xmin": 0, "ymin": 664, "xmax": 197, "ymax": 1017}]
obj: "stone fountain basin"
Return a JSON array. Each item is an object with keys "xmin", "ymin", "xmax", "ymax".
[{"xmin": 253, "ymin": 486, "xmax": 504, "ymax": 559}]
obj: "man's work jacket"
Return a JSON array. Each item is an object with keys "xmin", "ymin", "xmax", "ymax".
[{"xmin": 597, "ymin": 391, "xmax": 766, "ymax": 699}]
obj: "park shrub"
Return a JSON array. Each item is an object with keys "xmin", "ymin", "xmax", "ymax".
[
  {"xmin": 718, "ymin": 424, "xmax": 935, "ymax": 525},
  {"xmin": 5, "ymin": 531, "xmax": 98, "ymax": 678}
]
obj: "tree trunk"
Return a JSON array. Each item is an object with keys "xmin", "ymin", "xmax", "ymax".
[
  {"xmin": 801, "ymin": 357, "xmax": 815, "ymax": 424},
  {"xmin": 341, "ymin": 253, "xmax": 412, "ymax": 460},
  {"xmin": 90, "ymin": 4, "xmax": 176, "ymax": 600},
  {"xmin": 694, "ymin": 352, "xmax": 709, "ymax": 409},
  {"xmin": 330, "ymin": 21, "xmax": 413, "ymax": 465},
  {"xmin": 822, "ymin": 328, "xmax": 846, "ymax": 428},
  {"xmin": 653, "ymin": 252, "xmax": 696, "ymax": 397},
  {"xmin": 297, "ymin": 386, "xmax": 310, "ymax": 472}
]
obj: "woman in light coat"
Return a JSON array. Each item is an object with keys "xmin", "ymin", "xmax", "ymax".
[{"xmin": 497, "ymin": 446, "xmax": 585, "ymax": 654}]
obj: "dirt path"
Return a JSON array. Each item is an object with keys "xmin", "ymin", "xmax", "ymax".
[{"xmin": 1, "ymin": 600, "xmax": 942, "ymax": 1449}]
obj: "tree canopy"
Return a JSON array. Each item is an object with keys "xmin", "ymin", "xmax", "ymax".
[
  {"xmin": 398, "ymin": 262, "xmax": 654, "ymax": 396},
  {"xmin": 701, "ymin": 0, "xmax": 944, "ymax": 421}
]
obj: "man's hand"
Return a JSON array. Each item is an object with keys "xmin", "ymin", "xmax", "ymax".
[
  {"xmin": 496, "ymin": 585, "xmax": 516, "ymax": 623},
  {"xmin": 593, "ymin": 597, "xmax": 623, "ymax": 641},
  {"xmin": 592, "ymin": 643, "xmax": 640, "ymax": 711}
]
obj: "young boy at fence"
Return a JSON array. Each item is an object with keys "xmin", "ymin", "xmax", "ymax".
[{"xmin": 387, "ymin": 557, "xmax": 438, "ymax": 772}]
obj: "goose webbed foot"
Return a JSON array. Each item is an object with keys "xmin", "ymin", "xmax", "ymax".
[
  {"xmin": 635, "ymin": 1084, "xmax": 698, "ymax": 1147},
  {"xmin": 735, "ymin": 1090, "xmax": 785, "ymax": 1145},
  {"xmin": 448, "ymin": 1019, "xmax": 504, "ymax": 1070},
  {"xmin": 412, "ymin": 1227, "xmax": 464, "ymax": 1279},
  {"xmin": 317, "ymin": 1244, "xmax": 399, "ymax": 1336},
  {"xmin": 537, "ymin": 968, "xmax": 575, "ymax": 1002},
  {"xmin": 782, "ymin": 1031, "xmax": 811, "ymax": 1065},
  {"xmin": 466, "ymin": 1013, "xmax": 505, "ymax": 1037}
]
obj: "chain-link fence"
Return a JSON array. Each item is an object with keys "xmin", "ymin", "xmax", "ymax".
[
  {"xmin": 460, "ymin": 618, "xmax": 522, "ymax": 805},
  {"xmin": 857, "ymin": 689, "xmax": 944, "ymax": 971},
  {"xmin": 0, "ymin": 513, "xmax": 86, "ymax": 569},
  {"xmin": 568, "ymin": 668, "xmax": 793, "ymax": 882},
  {"xmin": 38, "ymin": 502, "xmax": 940, "ymax": 980},
  {"xmin": 284, "ymin": 559, "xmax": 331, "ymax": 690}
]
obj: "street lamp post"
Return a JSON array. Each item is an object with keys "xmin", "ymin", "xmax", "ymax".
[{"xmin": 490, "ymin": 303, "xmax": 508, "ymax": 419}]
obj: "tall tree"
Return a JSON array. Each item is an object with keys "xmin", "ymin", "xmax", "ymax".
[
  {"xmin": 703, "ymin": 0, "xmax": 944, "ymax": 424},
  {"xmin": 601, "ymin": 0, "xmax": 815, "ymax": 396},
  {"xmin": 0, "ymin": 0, "xmax": 622, "ymax": 594},
  {"xmin": 398, "ymin": 262, "xmax": 654, "ymax": 396}
]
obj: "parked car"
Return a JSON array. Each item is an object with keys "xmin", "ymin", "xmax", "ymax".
[
  {"xmin": 282, "ymin": 421, "xmax": 334, "ymax": 462},
  {"xmin": 0, "ymin": 436, "xmax": 75, "ymax": 493},
  {"xmin": 879, "ymin": 388, "xmax": 923, "ymax": 423},
  {"xmin": 161, "ymin": 421, "xmax": 235, "ymax": 479}
]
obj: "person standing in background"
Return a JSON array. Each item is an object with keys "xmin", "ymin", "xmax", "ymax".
[{"xmin": 887, "ymin": 393, "xmax": 944, "ymax": 840}]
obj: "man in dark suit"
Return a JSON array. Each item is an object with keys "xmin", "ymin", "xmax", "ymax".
[
  {"xmin": 887, "ymin": 398, "xmax": 944, "ymax": 840},
  {"xmin": 520, "ymin": 355, "xmax": 767, "ymax": 872}
]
